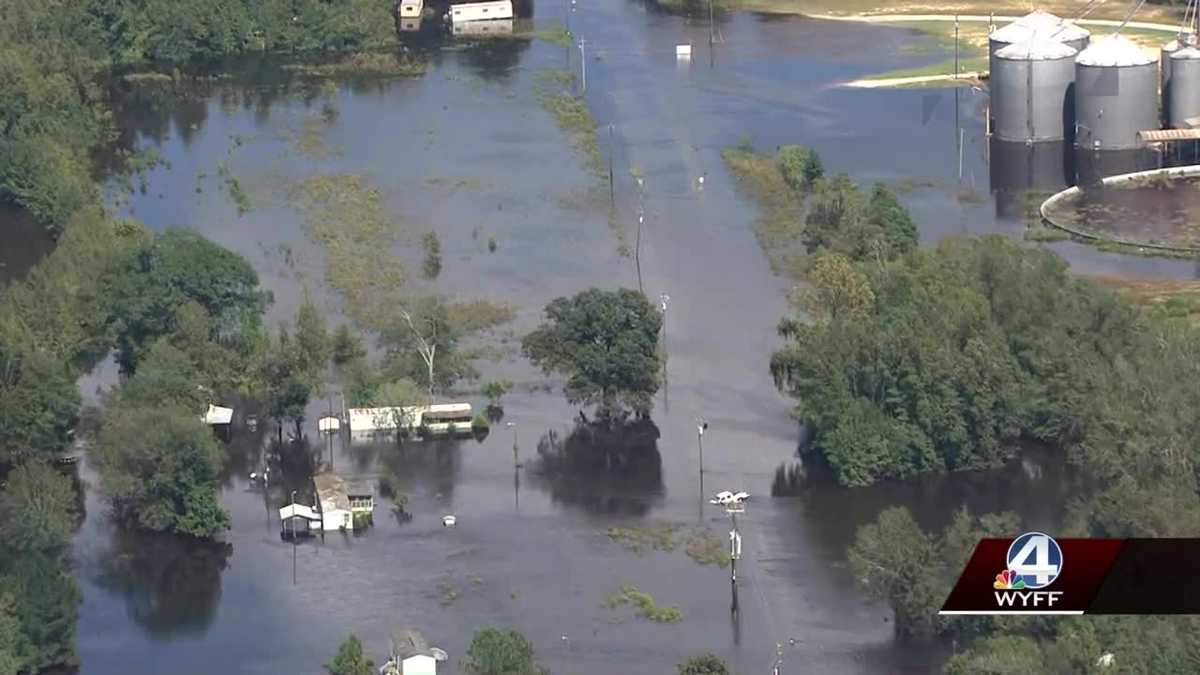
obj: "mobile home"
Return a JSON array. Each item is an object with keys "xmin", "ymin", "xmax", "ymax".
[
  {"xmin": 398, "ymin": 0, "xmax": 423, "ymax": 17},
  {"xmin": 449, "ymin": 0, "xmax": 512, "ymax": 24},
  {"xmin": 452, "ymin": 18, "xmax": 513, "ymax": 35},
  {"xmin": 347, "ymin": 403, "xmax": 474, "ymax": 438}
]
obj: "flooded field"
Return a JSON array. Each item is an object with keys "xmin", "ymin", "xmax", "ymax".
[{"xmin": 5, "ymin": 0, "xmax": 1192, "ymax": 674}]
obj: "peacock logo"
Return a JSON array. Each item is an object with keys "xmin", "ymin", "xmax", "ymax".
[{"xmin": 993, "ymin": 569, "xmax": 1027, "ymax": 590}]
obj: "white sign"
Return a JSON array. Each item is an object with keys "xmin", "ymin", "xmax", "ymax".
[{"xmin": 676, "ymin": 44, "xmax": 692, "ymax": 59}]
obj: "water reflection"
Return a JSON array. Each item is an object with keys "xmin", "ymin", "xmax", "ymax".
[
  {"xmin": 0, "ymin": 203, "xmax": 56, "ymax": 285},
  {"xmin": 377, "ymin": 438, "xmax": 465, "ymax": 504},
  {"xmin": 96, "ymin": 530, "xmax": 232, "ymax": 638},
  {"xmin": 529, "ymin": 419, "xmax": 664, "ymax": 516},
  {"xmin": 988, "ymin": 139, "xmax": 1073, "ymax": 221}
]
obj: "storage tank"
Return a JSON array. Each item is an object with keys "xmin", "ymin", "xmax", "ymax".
[
  {"xmin": 1075, "ymin": 35, "xmax": 1159, "ymax": 150},
  {"xmin": 992, "ymin": 37, "xmax": 1078, "ymax": 142},
  {"xmin": 1169, "ymin": 47, "xmax": 1200, "ymax": 129},
  {"xmin": 1160, "ymin": 35, "xmax": 1192, "ymax": 122},
  {"xmin": 989, "ymin": 10, "xmax": 1090, "ymax": 56}
]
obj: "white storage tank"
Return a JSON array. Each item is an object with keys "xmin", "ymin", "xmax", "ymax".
[
  {"xmin": 1169, "ymin": 47, "xmax": 1200, "ymax": 129},
  {"xmin": 989, "ymin": 10, "xmax": 1090, "ymax": 56},
  {"xmin": 1160, "ymin": 35, "xmax": 1192, "ymax": 122},
  {"xmin": 992, "ymin": 37, "xmax": 1078, "ymax": 142},
  {"xmin": 1075, "ymin": 35, "xmax": 1159, "ymax": 150}
]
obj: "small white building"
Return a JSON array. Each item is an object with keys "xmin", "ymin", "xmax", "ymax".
[
  {"xmin": 203, "ymin": 404, "xmax": 234, "ymax": 426},
  {"xmin": 380, "ymin": 630, "xmax": 440, "ymax": 675},
  {"xmin": 279, "ymin": 503, "xmax": 320, "ymax": 537},
  {"xmin": 452, "ymin": 18, "xmax": 513, "ymax": 35},
  {"xmin": 315, "ymin": 472, "xmax": 374, "ymax": 531},
  {"xmin": 398, "ymin": 0, "xmax": 423, "ymax": 17},
  {"xmin": 449, "ymin": 0, "xmax": 512, "ymax": 24}
]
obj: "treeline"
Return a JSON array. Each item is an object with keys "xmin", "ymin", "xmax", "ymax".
[
  {"xmin": 0, "ymin": 0, "xmax": 398, "ymax": 226},
  {"xmin": 760, "ymin": 146, "xmax": 1200, "ymax": 670}
]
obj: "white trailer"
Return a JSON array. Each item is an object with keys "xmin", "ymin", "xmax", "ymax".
[
  {"xmin": 449, "ymin": 0, "xmax": 512, "ymax": 24},
  {"xmin": 398, "ymin": 0, "xmax": 423, "ymax": 17},
  {"xmin": 452, "ymin": 18, "xmax": 513, "ymax": 35}
]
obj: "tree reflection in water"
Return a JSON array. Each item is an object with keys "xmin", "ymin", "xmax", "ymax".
[
  {"xmin": 530, "ymin": 419, "xmax": 664, "ymax": 516},
  {"xmin": 96, "ymin": 530, "xmax": 232, "ymax": 638}
]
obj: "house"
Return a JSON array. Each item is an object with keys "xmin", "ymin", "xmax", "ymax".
[
  {"xmin": 451, "ymin": 18, "xmax": 513, "ymax": 36},
  {"xmin": 379, "ymin": 630, "xmax": 441, "ymax": 675},
  {"xmin": 448, "ymin": 0, "xmax": 512, "ymax": 24},
  {"xmin": 347, "ymin": 403, "xmax": 474, "ymax": 439},
  {"xmin": 279, "ymin": 503, "xmax": 320, "ymax": 538},
  {"xmin": 314, "ymin": 472, "xmax": 374, "ymax": 531},
  {"xmin": 397, "ymin": 0, "xmax": 423, "ymax": 17}
]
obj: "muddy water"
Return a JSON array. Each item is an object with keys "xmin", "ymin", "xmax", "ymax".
[{"xmin": 51, "ymin": 4, "xmax": 1191, "ymax": 675}]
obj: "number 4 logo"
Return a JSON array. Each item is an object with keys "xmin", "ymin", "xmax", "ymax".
[{"xmin": 1006, "ymin": 532, "xmax": 1062, "ymax": 589}]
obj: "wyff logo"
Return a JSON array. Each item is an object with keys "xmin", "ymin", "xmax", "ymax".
[{"xmin": 993, "ymin": 532, "xmax": 1065, "ymax": 610}]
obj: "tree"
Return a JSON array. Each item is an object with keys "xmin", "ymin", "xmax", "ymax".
[
  {"xmin": 103, "ymin": 228, "xmax": 268, "ymax": 374},
  {"xmin": 0, "ymin": 461, "xmax": 78, "ymax": 554},
  {"xmin": 326, "ymin": 634, "xmax": 374, "ymax": 675},
  {"xmin": 118, "ymin": 338, "xmax": 208, "ymax": 411},
  {"xmin": 0, "ymin": 553, "xmax": 81, "ymax": 673},
  {"xmin": 482, "ymin": 378, "xmax": 513, "ymax": 418},
  {"xmin": 373, "ymin": 378, "xmax": 427, "ymax": 442},
  {"xmin": 865, "ymin": 183, "xmax": 918, "ymax": 257},
  {"xmin": 331, "ymin": 324, "xmax": 367, "ymax": 366},
  {"xmin": 847, "ymin": 506, "xmax": 945, "ymax": 639},
  {"xmin": 382, "ymin": 296, "xmax": 475, "ymax": 399},
  {"xmin": 523, "ymin": 288, "xmax": 661, "ymax": 420},
  {"xmin": 677, "ymin": 653, "xmax": 731, "ymax": 675},
  {"xmin": 96, "ymin": 405, "xmax": 229, "ymax": 538},
  {"xmin": 777, "ymin": 144, "xmax": 823, "ymax": 194},
  {"xmin": 945, "ymin": 635, "xmax": 1047, "ymax": 675},
  {"xmin": 462, "ymin": 627, "xmax": 547, "ymax": 675},
  {"xmin": 0, "ymin": 341, "xmax": 80, "ymax": 465},
  {"xmin": 0, "ymin": 593, "xmax": 23, "ymax": 675},
  {"xmin": 261, "ymin": 297, "xmax": 332, "ymax": 440},
  {"xmin": 794, "ymin": 251, "xmax": 874, "ymax": 322}
]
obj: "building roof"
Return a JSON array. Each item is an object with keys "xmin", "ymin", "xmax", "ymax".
[
  {"xmin": 1077, "ymin": 34, "xmax": 1155, "ymax": 67},
  {"xmin": 279, "ymin": 503, "xmax": 319, "ymax": 521},
  {"xmin": 992, "ymin": 10, "xmax": 1089, "ymax": 45},
  {"xmin": 315, "ymin": 471, "xmax": 351, "ymax": 511},
  {"xmin": 392, "ymin": 630, "xmax": 432, "ymax": 660},
  {"xmin": 203, "ymin": 404, "xmax": 234, "ymax": 425},
  {"xmin": 995, "ymin": 36, "xmax": 1078, "ymax": 61}
]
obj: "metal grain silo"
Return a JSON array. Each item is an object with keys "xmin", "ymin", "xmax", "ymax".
[
  {"xmin": 989, "ymin": 10, "xmax": 1090, "ymax": 57},
  {"xmin": 1160, "ymin": 35, "xmax": 1192, "ymax": 122},
  {"xmin": 1169, "ymin": 47, "xmax": 1200, "ymax": 129},
  {"xmin": 992, "ymin": 37, "xmax": 1078, "ymax": 142},
  {"xmin": 1075, "ymin": 35, "xmax": 1159, "ymax": 150}
]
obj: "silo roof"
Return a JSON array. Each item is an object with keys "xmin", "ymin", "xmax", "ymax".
[
  {"xmin": 1163, "ymin": 32, "xmax": 1196, "ymax": 51},
  {"xmin": 1076, "ymin": 34, "xmax": 1155, "ymax": 67},
  {"xmin": 991, "ymin": 9, "xmax": 1090, "ymax": 44},
  {"xmin": 995, "ymin": 36, "xmax": 1078, "ymax": 61},
  {"xmin": 1171, "ymin": 46, "xmax": 1200, "ymax": 61}
]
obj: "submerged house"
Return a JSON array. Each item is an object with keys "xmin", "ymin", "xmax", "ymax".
[
  {"xmin": 448, "ymin": 0, "xmax": 512, "ymax": 24},
  {"xmin": 348, "ymin": 403, "xmax": 475, "ymax": 439},
  {"xmin": 314, "ymin": 472, "xmax": 375, "ymax": 531},
  {"xmin": 279, "ymin": 503, "xmax": 320, "ymax": 538},
  {"xmin": 380, "ymin": 630, "xmax": 443, "ymax": 675}
]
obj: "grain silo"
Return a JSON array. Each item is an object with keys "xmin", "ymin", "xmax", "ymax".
[
  {"xmin": 1169, "ymin": 47, "xmax": 1200, "ymax": 128},
  {"xmin": 989, "ymin": 10, "xmax": 1090, "ymax": 56},
  {"xmin": 992, "ymin": 37, "xmax": 1078, "ymax": 142},
  {"xmin": 1075, "ymin": 35, "xmax": 1159, "ymax": 150},
  {"xmin": 1160, "ymin": 35, "xmax": 1192, "ymax": 122}
]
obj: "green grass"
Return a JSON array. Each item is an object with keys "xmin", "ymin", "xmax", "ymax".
[
  {"xmin": 720, "ymin": 147, "xmax": 806, "ymax": 280},
  {"xmin": 282, "ymin": 51, "xmax": 426, "ymax": 78},
  {"xmin": 605, "ymin": 523, "xmax": 683, "ymax": 553},
  {"xmin": 538, "ymin": 90, "xmax": 604, "ymax": 177},
  {"xmin": 604, "ymin": 585, "xmax": 683, "ymax": 623},
  {"xmin": 533, "ymin": 25, "xmax": 572, "ymax": 47},
  {"xmin": 685, "ymin": 530, "xmax": 731, "ymax": 568},
  {"xmin": 860, "ymin": 56, "xmax": 988, "ymax": 82}
]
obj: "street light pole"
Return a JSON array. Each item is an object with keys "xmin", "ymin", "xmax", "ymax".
[
  {"xmin": 696, "ymin": 419, "xmax": 707, "ymax": 516},
  {"xmin": 290, "ymin": 489, "xmax": 298, "ymax": 585},
  {"xmin": 578, "ymin": 38, "xmax": 587, "ymax": 93}
]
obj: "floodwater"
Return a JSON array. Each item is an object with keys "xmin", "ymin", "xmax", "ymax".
[
  {"xmin": 1046, "ymin": 173, "xmax": 1200, "ymax": 249},
  {"xmin": 11, "ymin": 1, "xmax": 1193, "ymax": 674}
]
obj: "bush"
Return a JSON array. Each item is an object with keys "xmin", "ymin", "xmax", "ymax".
[
  {"xmin": 777, "ymin": 145, "xmax": 823, "ymax": 194},
  {"xmin": 471, "ymin": 413, "xmax": 491, "ymax": 431}
]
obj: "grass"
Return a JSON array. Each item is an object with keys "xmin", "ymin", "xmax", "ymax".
[
  {"xmin": 605, "ymin": 523, "xmax": 683, "ymax": 553},
  {"xmin": 293, "ymin": 113, "xmax": 340, "ymax": 160},
  {"xmin": 604, "ymin": 585, "xmax": 683, "ymax": 623},
  {"xmin": 294, "ymin": 174, "xmax": 408, "ymax": 331},
  {"xmin": 533, "ymin": 25, "xmax": 572, "ymax": 47},
  {"xmin": 424, "ymin": 176, "xmax": 494, "ymax": 192},
  {"xmin": 685, "ymin": 530, "xmax": 731, "ymax": 568},
  {"xmin": 447, "ymin": 299, "xmax": 517, "ymax": 334},
  {"xmin": 216, "ymin": 163, "xmax": 251, "ymax": 215},
  {"xmin": 1087, "ymin": 277, "xmax": 1200, "ymax": 324},
  {"xmin": 720, "ymin": 147, "xmax": 806, "ymax": 280},
  {"xmin": 1023, "ymin": 226, "xmax": 1071, "ymax": 243},
  {"xmin": 538, "ymin": 89, "xmax": 605, "ymax": 177},
  {"xmin": 282, "ymin": 51, "xmax": 426, "ymax": 78}
]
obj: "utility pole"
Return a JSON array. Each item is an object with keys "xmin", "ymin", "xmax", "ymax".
[
  {"xmin": 579, "ymin": 38, "xmax": 587, "ymax": 93},
  {"xmin": 954, "ymin": 15, "xmax": 960, "ymax": 80},
  {"xmin": 290, "ymin": 489, "xmax": 298, "ymax": 585},
  {"xmin": 708, "ymin": 0, "xmax": 715, "ymax": 68},
  {"xmin": 696, "ymin": 419, "xmax": 707, "ymax": 517},
  {"xmin": 635, "ymin": 210, "xmax": 644, "ymax": 294},
  {"xmin": 608, "ymin": 124, "xmax": 615, "ymax": 208}
]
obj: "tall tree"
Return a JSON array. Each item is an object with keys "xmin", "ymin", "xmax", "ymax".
[
  {"xmin": 0, "ymin": 593, "xmax": 23, "ymax": 675},
  {"xmin": 381, "ymin": 296, "xmax": 474, "ymax": 399},
  {"xmin": 0, "ymin": 461, "xmax": 78, "ymax": 554},
  {"xmin": 523, "ymin": 288, "xmax": 661, "ymax": 420},
  {"xmin": 462, "ymin": 627, "xmax": 547, "ymax": 675},
  {"xmin": 96, "ymin": 405, "xmax": 229, "ymax": 538},
  {"xmin": 0, "ymin": 553, "xmax": 81, "ymax": 673},
  {"xmin": 325, "ymin": 633, "xmax": 374, "ymax": 675},
  {"xmin": 0, "ymin": 340, "xmax": 80, "ymax": 466}
]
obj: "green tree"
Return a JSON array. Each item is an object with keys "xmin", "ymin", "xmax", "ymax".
[
  {"xmin": 865, "ymin": 183, "xmax": 918, "ymax": 257},
  {"xmin": 331, "ymin": 324, "xmax": 367, "ymax": 366},
  {"xmin": 793, "ymin": 251, "xmax": 874, "ymax": 322},
  {"xmin": 0, "ymin": 553, "xmax": 80, "ymax": 673},
  {"xmin": 945, "ymin": 635, "xmax": 1047, "ymax": 675},
  {"xmin": 0, "ymin": 461, "xmax": 78, "ymax": 554},
  {"xmin": 422, "ymin": 231, "xmax": 442, "ymax": 280},
  {"xmin": 777, "ymin": 144, "xmax": 823, "ymax": 194},
  {"xmin": 462, "ymin": 627, "xmax": 547, "ymax": 675},
  {"xmin": 103, "ymin": 228, "xmax": 268, "ymax": 374},
  {"xmin": 96, "ymin": 405, "xmax": 229, "ymax": 538},
  {"xmin": 0, "ymin": 593, "xmax": 23, "ymax": 675},
  {"xmin": 325, "ymin": 633, "xmax": 374, "ymax": 675},
  {"xmin": 847, "ymin": 506, "xmax": 942, "ymax": 639},
  {"xmin": 523, "ymin": 288, "xmax": 661, "ymax": 420},
  {"xmin": 677, "ymin": 653, "xmax": 731, "ymax": 675},
  {"xmin": 118, "ymin": 338, "xmax": 209, "ymax": 411},
  {"xmin": 381, "ymin": 296, "xmax": 475, "ymax": 398},
  {"xmin": 0, "ymin": 340, "xmax": 80, "ymax": 465}
]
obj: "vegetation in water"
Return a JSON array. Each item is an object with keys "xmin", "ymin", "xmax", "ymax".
[
  {"xmin": 462, "ymin": 627, "xmax": 548, "ymax": 675},
  {"xmin": 604, "ymin": 584, "xmax": 683, "ymax": 623},
  {"xmin": 325, "ymin": 634, "xmax": 374, "ymax": 675},
  {"xmin": 677, "ymin": 654, "xmax": 732, "ymax": 675},
  {"xmin": 422, "ymin": 231, "xmax": 443, "ymax": 280},
  {"xmin": 536, "ymin": 70, "xmax": 605, "ymax": 178},
  {"xmin": 282, "ymin": 51, "xmax": 427, "ymax": 79}
]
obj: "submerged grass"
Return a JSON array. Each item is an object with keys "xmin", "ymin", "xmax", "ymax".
[
  {"xmin": 604, "ymin": 523, "xmax": 730, "ymax": 568},
  {"xmin": 1087, "ymin": 277, "xmax": 1200, "ymax": 324},
  {"xmin": 536, "ymin": 69, "xmax": 605, "ymax": 178},
  {"xmin": 294, "ymin": 174, "xmax": 408, "ymax": 329},
  {"xmin": 604, "ymin": 584, "xmax": 683, "ymax": 623},
  {"xmin": 720, "ymin": 147, "xmax": 806, "ymax": 280},
  {"xmin": 282, "ymin": 51, "xmax": 427, "ymax": 78}
]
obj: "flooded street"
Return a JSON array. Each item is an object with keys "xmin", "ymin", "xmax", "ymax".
[{"xmin": 33, "ymin": 1, "xmax": 1197, "ymax": 674}]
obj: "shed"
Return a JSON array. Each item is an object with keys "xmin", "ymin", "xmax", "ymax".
[
  {"xmin": 203, "ymin": 404, "xmax": 234, "ymax": 425},
  {"xmin": 279, "ymin": 503, "xmax": 319, "ymax": 537},
  {"xmin": 390, "ymin": 630, "xmax": 437, "ymax": 675}
]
